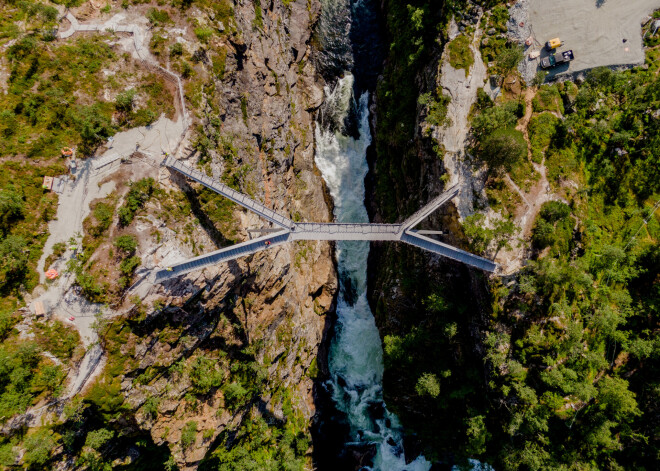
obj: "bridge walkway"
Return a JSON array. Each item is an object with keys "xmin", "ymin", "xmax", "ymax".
[
  {"xmin": 400, "ymin": 184, "xmax": 460, "ymax": 232},
  {"xmin": 401, "ymin": 231, "xmax": 497, "ymax": 272},
  {"xmin": 155, "ymin": 230, "xmax": 291, "ymax": 282},
  {"xmin": 292, "ymin": 223, "xmax": 402, "ymax": 241},
  {"xmin": 163, "ymin": 156, "xmax": 294, "ymax": 229},
  {"xmin": 157, "ymin": 157, "xmax": 498, "ymax": 279}
]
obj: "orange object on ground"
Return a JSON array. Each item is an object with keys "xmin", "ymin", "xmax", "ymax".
[
  {"xmin": 61, "ymin": 147, "xmax": 73, "ymax": 157},
  {"xmin": 45, "ymin": 269, "xmax": 59, "ymax": 280}
]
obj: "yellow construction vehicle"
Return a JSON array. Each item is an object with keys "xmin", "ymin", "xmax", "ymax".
[{"xmin": 545, "ymin": 38, "xmax": 563, "ymax": 51}]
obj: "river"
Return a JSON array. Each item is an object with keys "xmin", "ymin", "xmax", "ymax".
[{"xmin": 313, "ymin": 0, "xmax": 431, "ymax": 469}]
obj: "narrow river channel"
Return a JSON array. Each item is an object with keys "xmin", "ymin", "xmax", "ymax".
[{"xmin": 313, "ymin": 0, "xmax": 431, "ymax": 469}]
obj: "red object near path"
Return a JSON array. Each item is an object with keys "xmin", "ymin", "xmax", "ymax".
[{"xmin": 45, "ymin": 269, "xmax": 59, "ymax": 279}]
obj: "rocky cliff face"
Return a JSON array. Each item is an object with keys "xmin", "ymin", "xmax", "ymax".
[
  {"xmin": 77, "ymin": 1, "xmax": 337, "ymax": 469},
  {"xmin": 365, "ymin": 0, "xmax": 491, "ymax": 461}
]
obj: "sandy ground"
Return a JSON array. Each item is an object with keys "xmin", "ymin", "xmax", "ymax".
[{"xmin": 524, "ymin": 0, "xmax": 658, "ymax": 80}]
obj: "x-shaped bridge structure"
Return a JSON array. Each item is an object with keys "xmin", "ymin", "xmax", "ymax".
[{"xmin": 155, "ymin": 156, "xmax": 497, "ymax": 282}]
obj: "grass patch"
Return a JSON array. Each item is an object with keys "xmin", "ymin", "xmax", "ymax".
[
  {"xmin": 447, "ymin": 34, "xmax": 474, "ymax": 76},
  {"xmin": 532, "ymin": 84, "xmax": 564, "ymax": 114},
  {"xmin": 528, "ymin": 112, "xmax": 560, "ymax": 163}
]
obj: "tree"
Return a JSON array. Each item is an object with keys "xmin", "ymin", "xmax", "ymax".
[
  {"xmin": 479, "ymin": 128, "xmax": 527, "ymax": 171},
  {"xmin": 532, "ymin": 70, "xmax": 547, "ymax": 87},
  {"xmin": 85, "ymin": 429, "xmax": 114, "ymax": 450},
  {"xmin": 496, "ymin": 45, "xmax": 523, "ymax": 78},
  {"xmin": 597, "ymin": 376, "xmax": 640, "ymax": 421},
  {"xmin": 465, "ymin": 415, "xmax": 490, "ymax": 456},
  {"xmin": 0, "ymin": 235, "xmax": 28, "ymax": 283},
  {"xmin": 190, "ymin": 355, "xmax": 224, "ymax": 395},
  {"xmin": 415, "ymin": 373, "xmax": 440, "ymax": 398},
  {"xmin": 0, "ymin": 187, "xmax": 24, "ymax": 232},
  {"xmin": 472, "ymin": 102, "xmax": 519, "ymax": 138},
  {"xmin": 22, "ymin": 429, "xmax": 56, "ymax": 468}
]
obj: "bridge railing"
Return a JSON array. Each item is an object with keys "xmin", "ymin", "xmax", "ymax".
[
  {"xmin": 164, "ymin": 157, "xmax": 294, "ymax": 229},
  {"xmin": 155, "ymin": 230, "xmax": 291, "ymax": 282},
  {"xmin": 401, "ymin": 231, "xmax": 497, "ymax": 272},
  {"xmin": 400, "ymin": 184, "xmax": 460, "ymax": 231}
]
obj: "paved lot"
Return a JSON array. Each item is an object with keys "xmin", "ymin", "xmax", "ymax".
[{"xmin": 528, "ymin": 0, "xmax": 658, "ymax": 78}]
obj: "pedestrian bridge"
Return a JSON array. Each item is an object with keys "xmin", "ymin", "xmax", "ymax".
[{"xmin": 155, "ymin": 157, "xmax": 497, "ymax": 282}]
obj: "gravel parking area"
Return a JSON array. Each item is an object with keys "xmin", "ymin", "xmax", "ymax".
[{"xmin": 512, "ymin": 0, "xmax": 658, "ymax": 82}]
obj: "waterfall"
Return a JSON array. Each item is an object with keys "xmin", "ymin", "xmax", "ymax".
[{"xmin": 315, "ymin": 75, "xmax": 431, "ymax": 470}]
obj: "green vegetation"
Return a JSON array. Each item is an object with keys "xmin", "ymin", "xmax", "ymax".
[
  {"xmin": 531, "ymin": 201, "xmax": 573, "ymax": 254},
  {"xmin": 201, "ymin": 398, "xmax": 309, "ymax": 471},
  {"xmin": 495, "ymin": 44, "xmax": 523, "ymax": 78},
  {"xmin": 32, "ymin": 319, "xmax": 84, "ymax": 362},
  {"xmin": 380, "ymin": 43, "xmax": 660, "ymax": 468},
  {"xmin": 478, "ymin": 127, "xmax": 526, "ymax": 171},
  {"xmin": 119, "ymin": 178, "xmax": 155, "ymax": 226},
  {"xmin": 375, "ymin": 0, "xmax": 462, "ymax": 220},
  {"xmin": 447, "ymin": 34, "xmax": 474, "ymax": 76},
  {"xmin": 472, "ymin": 97, "xmax": 526, "ymax": 172},
  {"xmin": 532, "ymin": 83, "xmax": 564, "ymax": 114},
  {"xmin": 252, "ymin": 0, "xmax": 264, "ymax": 31},
  {"xmin": 528, "ymin": 112, "xmax": 560, "ymax": 163},
  {"xmin": 0, "ymin": 341, "xmax": 67, "ymax": 421},
  {"xmin": 418, "ymin": 91, "xmax": 451, "ymax": 128},
  {"xmin": 114, "ymin": 234, "xmax": 137, "ymax": 255},
  {"xmin": 479, "ymin": 4, "xmax": 509, "ymax": 66},
  {"xmin": 181, "ymin": 421, "xmax": 197, "ymax": 449},
  {"xmin": 147, "ymin": 8, "xmax": 172, "ymax": 26}
]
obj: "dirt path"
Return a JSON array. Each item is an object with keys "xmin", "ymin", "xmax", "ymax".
[{"xmin": 495, "ymin": 88, "xmax": 565, "ymax": 274}]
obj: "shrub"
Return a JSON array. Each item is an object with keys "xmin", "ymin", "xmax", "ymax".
[
  {"xmin": 190, "ymin": 355, "xmax": 225, "ymax": 395},
  {"xmin": 32, "ymin": 363, "xmax": 66, "ymax": 397},
  {"xmin": 119, "ymin": 256, "xmax": 140, "ymax": 276},
  {"xmin": 85, "ymin": 428, "xmax": 114, "ymax": 450},
  {"xmin": 114, "ymin": 235, "xmax": 137, "ymax": 255},
  {"xmin": 23, "ymin": 429, "xmax": 56, "ymax": 468},
  {"xmin": 472, "ymin": 101, "xmax": 519, "ymax": 138},
  {"xmin": 147, "ymin": 8, "xmax": 172, "ymax": 26},
  {"xmin": 528, "ymin": 112, "xmax": 559, "ymax": 163},
  {"xmin": 0, "ymin": 187, "xmax": 25, "ymax": 232},
  {"xmin": 169, "ymin": 42, "xmax": 183, "ymax": 57},
  {"xmin": 181, "ymin": 421, "xmax": 197, "ymax": 449},
  {"xmin": 76, "ymin": 271, "xmax": 105, "ymax": 302},
  {"xmin": 88, "ymin": 202, "xmax": 114, "ymax": 237},
  {"xmin": 532, "ymin": 201, "xmax": 573, "ymax": 252},
  {"xmin": 0, "ymin": 235, "xmax": 28, "ymax": 283},
  {"xmin": 74, "ymin": 105, "xmax": 113, "ymax": 154},
  {"xmin": 194, "ymin": 27, "xmax": 213, "ymax": 43},
  {"xmin": 223, "ymin": 382, "xmax": 249, "ymax": 410},
  {"xmin": 142, "ymin": 396, "xmax": 160, "ymax": 419},
  {"xmin": 115, "ymin": 89, "xmax": 135, "ymax": 113},
  {"xmin": 419, "ymin": 92, "xmax": 451, "ymax": 127},
  {"xmin": 496, "ymin": 44, "xmax": 523, "ymax": 76},
  {"xmin": 118, "ymin": 178, "xmax": 154, "ymax": 226},
  {"xmin": 539, "ymin": 201, "xmax": 570, "ymax": 223}
]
